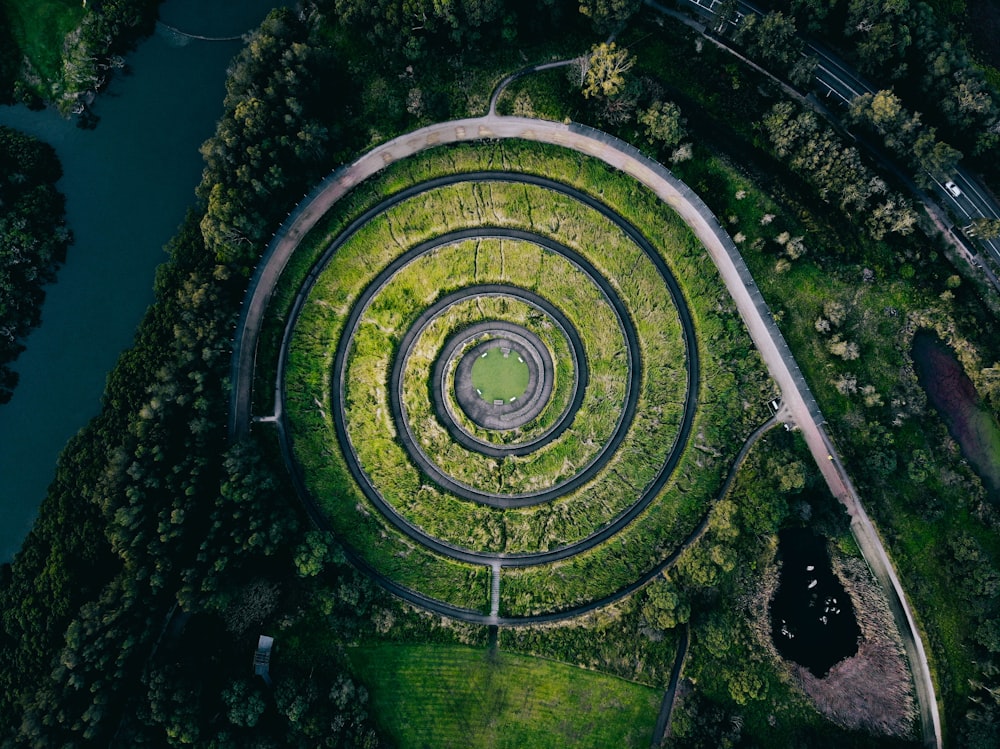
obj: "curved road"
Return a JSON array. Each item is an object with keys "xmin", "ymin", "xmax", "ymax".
[{"xmin": 227, "ymin": 113, "xmax": 939, "ymax": 746}]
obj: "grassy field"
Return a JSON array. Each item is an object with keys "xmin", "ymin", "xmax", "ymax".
[
  {"xmin": 271, "ymin": 141, "xmax": 774, "ymax": 613},
  {"xmin": 348, "ymin": 643, "xmax": 662, "ymax": 749},
  {"xmin": 470, "ymin": 347, "xmax": 529, "ymax": 402},
  {"xmin": 1, "ymin": 0, "xmax": 83, "ymax": 93}
]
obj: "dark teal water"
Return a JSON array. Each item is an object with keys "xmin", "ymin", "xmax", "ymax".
[{"xmin": 0, "ymin": 0, "xmax": 281, "ymax": 560}]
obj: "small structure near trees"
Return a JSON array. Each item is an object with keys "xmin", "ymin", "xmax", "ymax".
[{"xmin": 253, "ymin": 634, "xmax": 274, "ymax": 686}]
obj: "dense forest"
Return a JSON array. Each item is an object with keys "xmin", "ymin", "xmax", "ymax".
[
  {"xmin": 0, "ymin": 0, "xmax": 999, "ymax": 746},
  {"xmin": 0, "ymin": 126, "xmax": 70, "ymax": 403}
]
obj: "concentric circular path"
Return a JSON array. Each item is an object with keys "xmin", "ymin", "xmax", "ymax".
[
  {"xmin": 281, "ymin": 178, "xmax": 698, "ymax": 564},
  {"xmin": 417, "ymin": 289, "xmax": 585, "ymax": 457},
  {"xmin": 339, "ymin": 225, "xmax": 646, "ymax": 508}
]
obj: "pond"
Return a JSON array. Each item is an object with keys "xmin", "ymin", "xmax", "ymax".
[
  {"xmin": 0, "ymin": 0, "xmax": 283, "ymax": 561},
  {"xmin": 911, "ymin": 330, "xmax": 1000, "ymax": 502},
  {"xmin": 770, "ymin": 527, "xmax": 860, "ymax": 678}
]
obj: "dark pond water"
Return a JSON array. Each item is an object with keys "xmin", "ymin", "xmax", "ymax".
[
  {"xmin": 0, "ymin": 0, "xmax": 283, "ymax": 561},
  {"xmin": 912, "ymin": 330, "xmax": 1000, "ymax": 502},
  {"xmin": 770, "ymin": 527, "xmax": 860, "ymax": 678}
]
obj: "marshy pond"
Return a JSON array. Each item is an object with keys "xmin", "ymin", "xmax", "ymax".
[
  {"xmin": 770, "ymin": 528, "xmax": 860, "ymax": 677},
  {"xmin": 911, "ymin": 330, "xmax": 1000, "ymax": 502}
]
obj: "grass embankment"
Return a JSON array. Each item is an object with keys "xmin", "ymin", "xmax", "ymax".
[
  {"xmin": 347, "ymin": 643, "xmax": 662, "ymax": 749},
  {"xmin": 270, "ymin": 141, "xmax": 773, "ymax": 615},
  {"xmin": 288, "ymin": 183, "xmax": 684, "ymax": 551},
  {"xmin": 0, "ymin": 0, "xmax": 83, "ymax": 91},
  {"xmin": 411, "ymin": 295, "xmax": 576, "ymax": 446}
]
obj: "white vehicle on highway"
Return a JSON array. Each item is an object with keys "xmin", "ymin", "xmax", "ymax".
[{"xmin": 944, "ymin": 180, "xmax": 963, "ymax": 198}]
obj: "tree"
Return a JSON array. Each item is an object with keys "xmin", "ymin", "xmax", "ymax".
[
  {"xmin": 790, "ymin": 0, "xmax": 837, "ymax": 33},
  {"xmin": 789, "ymin": 54, "xmax": 818, "ymax": 88},
  {"xmin": 640, "ymin": 577, "xmax": 690, "ymax": 631},
  {"xmin": 773, "ymin": 459, "xmax": 806, "ymax": 492},
  {"xmin": 0, "ymin": 127, "xmax": 71, "ymax": 402},
  {"xmin": 845, "ymin": 0, "xmax": 914, "ymax": 79},
  {"xmin": 639, "ymin": 100, "xmax": 686, "ymax": 149},
  {"xmin": 970, "ymin": 217, "xmax": 1000, "ymax": 240},
  {"xmin": 733, "ymin": 11, "xmax": 801, "ymax": 71},
  {"xmin": 223, "ymin": 679, "xmax": 268, "ymax": 728},
  {"xmin": 581, "ymin": 42, "xmax": 634, "ymax": 100},
  {"xmin": 294, "ymin": 531, "xmax": 334, "ymax": 578},
  {"xmin": 913, "ymin": 130, "xmax": 962, "ymax": 180},
  {"xmin": 578, "ymin": 0, "xmax": 641, "ymax": 33}
]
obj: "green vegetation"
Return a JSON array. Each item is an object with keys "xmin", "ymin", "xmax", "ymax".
[
  {"xmin": 339, "ymin": 234, "xmax": 632, "ymax": 498},
  {"xmin": 1, "ymin": 0, "xmax": 160, "ymax": 112},
  {"xmin": 3, "ymin": 0, "xmax": 999, "ymax": 745},
  {"xmin": 0, "ymin": 0, "xmax": 83, "ymax": 97},
  {"xmin": 470, "ymin": 347, "xmax": 530, "ymax": 403},
  {"xmin": 280, "ymin": 144, "xmax": 771, "ymax": 611},
  {"xmin": 0, "ymin": 126, "xmax": 71, "ymax": 403},
  {"xmin": 348, "ymin": 643, "xmax": 661, "ymax": 749}
]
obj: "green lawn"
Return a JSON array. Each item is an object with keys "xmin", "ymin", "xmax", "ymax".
[
  {"xmin": 348, "ymin": 643, "xmax": 662, "ymax": 749},
  {"xmin": 1, "ymin": 0, "xmax": 83, "ymax": 92},
  {"xmin": 470, "ymin": 346, "xmax": 530, "ymax": 403}
]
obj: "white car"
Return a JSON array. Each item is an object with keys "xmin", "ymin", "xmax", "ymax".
[{"xmin": 944, "ymin": 180, "xmax": 962, "ymax": 198}]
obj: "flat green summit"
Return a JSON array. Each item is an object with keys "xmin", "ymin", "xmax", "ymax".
[{"xmin": 470, "ymin": 345, "xmax": 530, "ymax": 403}]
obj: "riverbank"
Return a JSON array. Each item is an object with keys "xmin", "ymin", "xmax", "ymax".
[{"xmin": 0, "ymin": 0, "xmax": 282, "ymax": 561}]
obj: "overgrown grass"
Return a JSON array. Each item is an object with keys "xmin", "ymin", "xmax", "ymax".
[
  {"xmin": 271, "ymin": 140, "xmax": 773, "ymax": 613},
  {"xmin": 347, "ymin": 643, "xmax": 661, "ymax": 749}
]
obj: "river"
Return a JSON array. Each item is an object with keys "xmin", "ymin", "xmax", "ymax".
[{"xmin": 0, "ymin": 0, "xmax": 282, "ymax": 561}]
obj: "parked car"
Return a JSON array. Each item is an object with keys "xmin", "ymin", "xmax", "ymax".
[{"xmin": 945, "ymin": 180, "xmax": 963, "ymax": 197}]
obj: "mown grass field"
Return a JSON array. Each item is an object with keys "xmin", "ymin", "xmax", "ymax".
[
  {"xmin": 470, "ymin": 346, "xmax": 529, "ymax": 401},
  {"xmin": 348, "ymin": 643, "xmax": 662, "ymax": 749}
]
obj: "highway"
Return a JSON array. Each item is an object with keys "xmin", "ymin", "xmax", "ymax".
[{"xmin": 669, "ymin": 0, "xmax": 1000, "ymax": 272}]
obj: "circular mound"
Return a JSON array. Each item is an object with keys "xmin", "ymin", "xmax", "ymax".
[
  {"xmin": 469, "ymin": 345, "xmax": 530, "ymax": 404},
  {"xmin": 419, "ymin": 288, "xmax": 584, "ymax": 455},
  {"xmin": 455, "ymin": 328, "xmax": 547, "ymax": 429},
  {"xmin": 280, "ymin": 161, "xmax": 706, "ymax": 617}
]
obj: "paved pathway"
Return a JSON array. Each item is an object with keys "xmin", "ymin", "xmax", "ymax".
[
  {"xmin": 227, "ymin": 112, "xmax": 938, "ymax": 746},
  {"xmin": 273, "ymin": 174, "xmax": 697, "ymax": 565},
  {"xmin": 651, "ymin": 623, "xmax": 689, "ymax": 748}
]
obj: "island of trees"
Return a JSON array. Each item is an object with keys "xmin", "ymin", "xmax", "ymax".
[{"xmin": 0, "ymin": 127, "xmax": 70, "ymax": 403}]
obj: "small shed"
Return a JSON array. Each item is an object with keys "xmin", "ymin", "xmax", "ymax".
[{"xmin": 253, "ymin": 634, "xmax": 274, "ymax": 686}]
